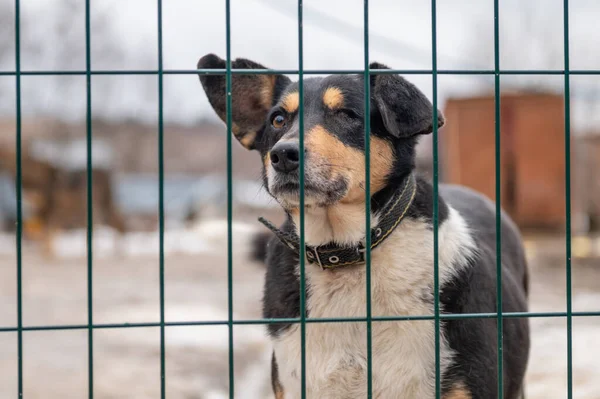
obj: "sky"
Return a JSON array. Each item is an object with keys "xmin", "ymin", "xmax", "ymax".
[{"xmin": 1, "ymin": 0, "xmax": 600, "ymax": 132}]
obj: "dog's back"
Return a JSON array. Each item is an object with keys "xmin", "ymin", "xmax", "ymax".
[
  {"xmin": 439, "ymin": 184, "xmax": 530, "ymax": 399},
  {"xmin": 441, "ymin": 183, "xmax": 529, "ymax": 295}
]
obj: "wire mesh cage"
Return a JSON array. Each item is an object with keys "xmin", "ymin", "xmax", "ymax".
[{"xmin": 2, "ymin": 0, "xmax": 589, "ymax": 398}]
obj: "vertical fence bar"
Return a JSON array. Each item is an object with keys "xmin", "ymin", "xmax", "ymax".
[
  {"xmin": 297, "ymin": 1, "xmax": 307, "ymax": 398},
  {"xmin": 430, "ymin": 1, "xmax": 441, "ymax": 397},
  {"xmin": 224, "ymin": 0, "xmax": 235, "ymax": 396},
  {"xmin": 563, "ymin": 1, "xmax": 573, "ymax": 398},
  {"xmin": 362, "ymin": 1, "xmax": 373, "ymax": 398},
  {"xmin": 14, "ymin": 0, "xmax": 23, "ymax": 396},
  {"xmin": 493, "ymin": 1, "xmax": 504, "ymax": 397},
  {"xmin": 84, "ymin": 0, "xmax": 94, "ymax": 397},
  {"xmin": 157, "ymin": 0, "xmax": 166, "ymax": 397}
]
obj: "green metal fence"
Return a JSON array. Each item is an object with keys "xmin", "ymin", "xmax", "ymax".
[{"xmin": 3, "ymin": 0, "xmax": 600, "ymax": 398}]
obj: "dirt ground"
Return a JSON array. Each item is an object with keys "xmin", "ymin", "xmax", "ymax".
[{"xmin": 0, "ymin": 221, "xmax": 599, "ymax": 399}]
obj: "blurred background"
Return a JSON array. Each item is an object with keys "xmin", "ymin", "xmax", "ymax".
[{"xmin": 0, "ymin": 0, "xmax": 599, "ymax": 398}]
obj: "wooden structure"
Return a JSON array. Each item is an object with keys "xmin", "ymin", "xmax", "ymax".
[
  {"xmin": 0, "ymin": 144, "xmax": 126, "ymax": 256},
  {"xmin": 578, "ymin": 135, "xmax": 600, "ymax": 231},
  {"xmin": 441, "ymin": 92, "xmax": 574, "ymax": 231}
]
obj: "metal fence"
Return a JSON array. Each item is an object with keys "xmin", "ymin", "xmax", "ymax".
[{"xmin": 2, "ymin": 0, "xmax": 598, "ymax": 398}]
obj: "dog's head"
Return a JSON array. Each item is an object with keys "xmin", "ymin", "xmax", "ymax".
[{"xmin": 197, "ymin": 54, "xmax": 443, "ymax": 211}]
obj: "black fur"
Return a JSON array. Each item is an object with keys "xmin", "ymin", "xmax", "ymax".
[
  {"xmin": 439, "ymin": 185, "xmax": 530, "ymax": 398},
  {"xmin": 250, "ymin": 231, "xmax": 271, "ymax": 264},
  {"xmin": 261, "ymin": 218, "xmax": 306, "ymax": 337},
  {"xmin": 370, "ymin": 62, "xmax": 445, "ymax": 138}
]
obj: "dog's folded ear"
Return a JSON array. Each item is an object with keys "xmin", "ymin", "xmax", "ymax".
[
  {"xmin": 369, "ymin": 62, "xmax": 444, "ymax": 138},
  {"xmin": 197, "ymin": 54, "xmax": 291, "ymax": 150}
]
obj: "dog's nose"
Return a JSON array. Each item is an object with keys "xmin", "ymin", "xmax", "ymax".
[{"xmin": 270, "ymin": 141, "xmax": 300, "ymax": 173}]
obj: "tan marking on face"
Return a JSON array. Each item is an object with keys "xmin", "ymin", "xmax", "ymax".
[
  {"xmin": 281, "ymin": 91, "xmax": 299, "ymax": 113},
  {"xmin": 443, "ymin": 383, "xmax": 472, "ymax": 399},
  {"xmin": 231, "ymin": 123, "xmax": 255, "ymax": 149},
  {"xmin": 305, "ymin": 125, "xmax": 394, "ymax": 203},
  {"xmin": 239, "ymin": 130, "xmax": 257, "ymax": 148},
  {"xmin": 305, "ymin": 125, "xmax": 361, "ymax": 178},
  {"xmin": 345, "ymin": 135, "xmax": 395, "ymax": 201},
  {"xmin": 323, "ymin": 87, "xmax": 344, "ymax": 109},
  {"xmin": 231, "ymin": 123, "xmax": 241, "ymax": 135}
]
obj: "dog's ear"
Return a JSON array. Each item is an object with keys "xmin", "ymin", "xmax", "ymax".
[
  {"xmin": 369, "ymin": 62, "xmax": 444, "ymax": 138},
  {"xmin": 197, "ymin": 54, "xmax": 291, "ymax": 150}
]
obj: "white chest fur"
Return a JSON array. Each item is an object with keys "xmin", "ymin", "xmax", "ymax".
[{"xmin": 272, "ymin": 207, "xmax": 476, "ymax": 399}]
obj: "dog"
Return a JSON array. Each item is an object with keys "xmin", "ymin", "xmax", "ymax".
[{"xmin": 197, "ymin": 54, "xmax": 530, "ymax": 399}]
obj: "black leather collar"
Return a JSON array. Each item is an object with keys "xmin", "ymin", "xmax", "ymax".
[{"xmin": 258, "ymin": 174, "xmax": 417, "ymax": 270}]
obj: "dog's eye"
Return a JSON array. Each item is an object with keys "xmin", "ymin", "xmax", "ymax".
[
  {"xmin": 338, "ymin": 109, "xmax": 360, "ymax": 120},
  {"xmin": 271, "ymin": 114, "xmax": 286, "ymax": 129}
]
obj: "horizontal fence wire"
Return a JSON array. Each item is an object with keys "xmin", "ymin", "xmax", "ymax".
[
  {"xmin": 2, "ymin": 311, "xmax": 600, "ymax": 333},
  {"xmin": 3, "ymin": 69, "xmax": 600, "ymax": 76}
]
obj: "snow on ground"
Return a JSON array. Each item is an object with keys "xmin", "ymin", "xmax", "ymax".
[
  {"xmin": 0, "ymin": 232, "xmax": 13, "ymax": 256},
  {"xmin": 0, "ymin": 220, "xmax": 599, "ymax": 398},
  {"xmin": 0, "ymin": 218, "xmax": 261, "ymax": 259}
]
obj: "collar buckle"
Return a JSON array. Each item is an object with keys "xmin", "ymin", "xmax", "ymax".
[
  {"xmin": 357, "ymin": 245, "xmax": 366, "ymax": 263},
  {"xmin": 306, "ymin": 247, "xmax": 324, "ymax": 270}
]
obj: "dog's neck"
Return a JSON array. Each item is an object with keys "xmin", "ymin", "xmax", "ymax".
[
  {"xmin": 288, "ymin": 175, "xmax": 414, "ymax": 247},
  {"xmin": 289, "ymin": 202, "xmax": 381, "ymax": 247}
]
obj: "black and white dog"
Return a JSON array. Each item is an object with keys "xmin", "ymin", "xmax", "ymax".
[{"xmin": 197, "ymin": 54, "xmax": 530, "ymax": 399}]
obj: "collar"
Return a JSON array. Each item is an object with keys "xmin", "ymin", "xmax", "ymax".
[{"xmin": 258, "ymin": 173, "xmax": 417, "ymax": 270}]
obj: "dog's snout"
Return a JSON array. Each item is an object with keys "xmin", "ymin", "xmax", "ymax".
[{"xmin": 270, "ymin": 141, "xmax": 300, "ymax": 173}]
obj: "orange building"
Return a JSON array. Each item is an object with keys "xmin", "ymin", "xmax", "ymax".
[{"xmin": 441, "ymin": 92, "xmax": 583, "ymax": 232}]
